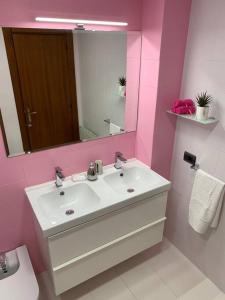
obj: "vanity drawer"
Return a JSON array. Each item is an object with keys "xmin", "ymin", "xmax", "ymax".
[
  {"xmin": 48, "ymin": 192, "xmax": 167, "ymax": 268},
  {"xmin": 52, "ymin": 218, "xmax": 165, "ymax": 295}
]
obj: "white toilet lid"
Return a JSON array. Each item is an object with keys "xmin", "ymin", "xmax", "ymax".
[{"xmin": 0, "ymin": 246, "xmax": 39, "ymax": 300}]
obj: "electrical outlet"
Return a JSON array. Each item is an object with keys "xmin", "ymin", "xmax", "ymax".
[{"xmin": 183, "ymin": 151, "xmax": 196, "ymax": 166}]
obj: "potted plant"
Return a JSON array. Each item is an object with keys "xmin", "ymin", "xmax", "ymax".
[
  {"xmin": 118, "ymin": 76, "xmax": 126, "ymax": 97},
  {"xmin": 196, "ymin": 91, "xmax": 213, "ymax": 121}
]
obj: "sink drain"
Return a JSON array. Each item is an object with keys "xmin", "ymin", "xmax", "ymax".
[
  {"xmin": 65, "ymin": 209, "xmax": 74, "ymax": 216},
  {"xmin": 127, "ymin": 188, "xmax": 135, "ymax": 193}
]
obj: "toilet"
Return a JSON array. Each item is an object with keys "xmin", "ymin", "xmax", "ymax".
[{"xmin": 0, "ymin": 246, "xmax": 39, "ymax": 300}]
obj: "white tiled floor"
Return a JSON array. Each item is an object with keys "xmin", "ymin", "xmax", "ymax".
[{"xmin": 38, "ymin": 239, "xmax": 225, "ymax": 300}]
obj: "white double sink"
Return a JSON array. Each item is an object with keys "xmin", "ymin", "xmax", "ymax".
[{"xmin": 26, "ymin": 159, "xmax": 171, "ymax": 237}]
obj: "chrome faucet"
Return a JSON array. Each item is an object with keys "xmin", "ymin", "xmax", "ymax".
[
  {"xmin": 114, "ymin": 152, "xmax": 127, "ymax": 169},
  {"xmin": 55, "ymin": 167, "xmax": 65, "ymax": 187},
  {"xmin": 87, "ymin": 162, "xmax": 98, "ymax": 181}
]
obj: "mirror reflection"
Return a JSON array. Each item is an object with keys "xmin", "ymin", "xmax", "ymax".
[{"xmin": 0, "ymin": 28, "xmax": 141, "ymax": 156}]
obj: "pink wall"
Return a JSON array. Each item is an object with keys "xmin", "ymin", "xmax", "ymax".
[
  {"xmin": 0, "ymin": 0, "xmax": 141, "ymax": 273},
  {"xmin": 0, "ymin": 0, "xmax": 141, "ymax": 30},
  {"xmin": 0, "ymin": 0, "xmax": 192, "ymax": 275},
  {"xmin": 151, "ymin": 0, "xmax": 192, "ymax": 179},
  {"xmin": 0, "ymin": 131, "xmax": 136, "ymax": 273},
  {"xmin": 136, "ymin": 0, "xmax": 166, "ymax": 166},
  {"xmin": 136, "ymin": 0, "xmax": 191, "ymax": 179}
]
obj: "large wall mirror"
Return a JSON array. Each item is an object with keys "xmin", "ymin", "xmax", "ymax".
[{"xmin": 0, "ymin": 27, "xmax": 141, "ymax": 157}]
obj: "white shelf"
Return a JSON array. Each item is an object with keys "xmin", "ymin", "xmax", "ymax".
[{"xmin": 167, "ymin": 110, "xmax": 218, "ymax": 125}]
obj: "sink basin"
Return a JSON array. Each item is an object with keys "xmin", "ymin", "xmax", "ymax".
[
  {"xmin": 38, "ymin": 183, "xmax": 100, "ymax": 221},
  {"xmin": 103, "ymin": 166, "xmax": 163, "ymax": 194},
  {"xmin": 25, "ymin": 159, "xmax": 171, "ymax": 236}
]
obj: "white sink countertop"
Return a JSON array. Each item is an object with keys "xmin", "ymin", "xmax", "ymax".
[{"xmin": 25, "ymin": 159, "xmax": 171, "ymax": 237}]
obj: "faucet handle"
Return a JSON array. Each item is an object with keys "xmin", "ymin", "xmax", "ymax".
[
  {"xmin": 114, "ymin": 152, "xmax": 127, "ymax": 169},
  {"xmin": 115, "ymin": 151, "xmax": 123, "ymax": 158},
  {"xmin": 55, "ymin": 166, "xmax": 62, "ymax": 173},
  {"xmin": 55, "ymin": 167, "xmax": 65, "ymax": 182},
  {"xmin": 115, "ymin": 152, "xmax": 127, "ymax": 161},
  {"xmin": 89, "ymin": 161, "xmax": 96, "ymax": 168}
]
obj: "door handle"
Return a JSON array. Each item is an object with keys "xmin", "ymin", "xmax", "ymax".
[{"xmin": 25, "ymin": 108, "xmax": 37, "ymax": 127}]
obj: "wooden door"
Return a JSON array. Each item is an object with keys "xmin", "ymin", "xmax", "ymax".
[{"xmin": 3, "ymin": 28, "xmax": 80, "ymax": 152}]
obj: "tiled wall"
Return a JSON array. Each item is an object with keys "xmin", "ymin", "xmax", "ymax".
[
  {"xmin": 151, "ymin": 0, "xmax": 191, "ymax": 179},
  {"xmin": 0, "ymin": 0, "xmax": 142, "ymax": 30},
  {"xmin": 0, "ymin": 0, "xmax": 192, "ymax": 276},
  {"xmin": 0, "ymin": 131, "xmax": 135, "ymax": 273},
  {"xmin": 135, "ymin": 0, "xmax": 165, "ymax": 166},
  {"xmin": 0, "ymin": 0, "xmax": 141, "ymax": 273},
  {"xmin": 136, "ymin": 0, "xmax": 191, "ymax": 180},
  {"xmin": 166, "ymin": 0, "xmax": 225, "ymax": 292}
]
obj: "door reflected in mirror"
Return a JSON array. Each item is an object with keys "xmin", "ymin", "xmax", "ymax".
[{"xmin": 0, "ymin": 27, "xmax": 141, "ymax": 157}]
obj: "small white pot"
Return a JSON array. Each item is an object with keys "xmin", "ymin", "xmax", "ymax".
[
  {"xmin": 118, "ymin": 86, "xmax": 126, "ymax": 97},
  {"xmin": 196, "ymin": 106, "xmax": 209, "ymax": 121}
]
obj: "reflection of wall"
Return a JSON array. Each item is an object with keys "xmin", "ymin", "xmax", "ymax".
[
  {"xmin": 125, "ymin": 31, "xmax": 141, "ymax": 132},
  {"xmin": 0, "ymin": 29, "xmax": 24, "ymax": 155},
  {"xmin": 74, "ymin": 31, "xmax": 127, "ymax": 136},
  {"xmin": 73, "ymin": 33, "xmax": 83, "ymax": 127}
]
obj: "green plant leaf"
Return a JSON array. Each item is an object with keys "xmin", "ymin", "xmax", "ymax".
[
  {"xmin": 196, "ymin": 91, "xmax": 213, "ymax": 107},
  {"xmin": 118, "ymin": 76, "xmax": 126, "ymax": 86}
]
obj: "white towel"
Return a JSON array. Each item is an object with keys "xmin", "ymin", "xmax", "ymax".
[
  {"xmin": 189, "ymin": 169, "xmax": 225, "ymax": 234},
  {"xmin": 109, "ymin": 123, "xmax": 121, "ymax": 135}
]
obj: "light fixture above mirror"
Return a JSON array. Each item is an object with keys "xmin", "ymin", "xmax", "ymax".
[{"xmin": 35, "ymin": 17, "xmax": 128, "ymax": 27}]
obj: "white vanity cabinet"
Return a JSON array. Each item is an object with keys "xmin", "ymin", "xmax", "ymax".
[
  {"xmin": 38, "ymin": 191, "xmax": 168, "ymax": 295},
  {"xmin": 27, "ymin": 159, "xmax": 171, "ymax": 295}
]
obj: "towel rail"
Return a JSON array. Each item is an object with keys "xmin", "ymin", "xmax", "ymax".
[
  {"xmin": 104, "ymin": 118, "xmax": 111, "ymax": 124},
  {"xmin": 190, "ymin": 163, "xmax": 200, "ymax": 171}
]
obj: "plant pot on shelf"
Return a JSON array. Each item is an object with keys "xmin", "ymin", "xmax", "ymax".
[
  {"xmin": 118, "ymin": 85, "xmax": 126, "ymax": 97},
  {"xmin": 196, "ymin": 106, "xmax": 209, "ymax": 121}
]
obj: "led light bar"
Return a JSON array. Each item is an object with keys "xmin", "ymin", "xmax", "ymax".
[{"xmin": 35, "ymin": 17, "xmax": 128, "ymax": 27}]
